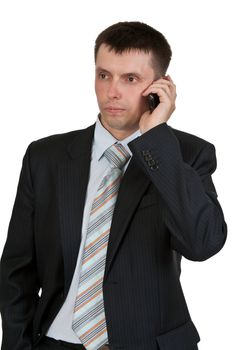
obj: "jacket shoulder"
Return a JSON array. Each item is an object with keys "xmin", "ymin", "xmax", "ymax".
[
  {"xmin": 170, "ymin": 126, "xmax": 215, "ymax": 163},
  {"xmin": 171, "ymin": 126, "xmax": 213, "ymax": 148},
  {"xmin": 27, "ymin": 124, "xmax": 95, "ymax": 160},
  {"xmin": 29, "ymin": 129, "xmax": 82, "ymax": 152}
]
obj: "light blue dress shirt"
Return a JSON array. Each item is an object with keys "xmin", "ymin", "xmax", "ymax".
[{"xmin": 46, "ymin": 117, "xmax": 141, "ymax": 342}]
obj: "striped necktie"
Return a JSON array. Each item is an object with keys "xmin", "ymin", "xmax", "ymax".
[{"xmin": 72, "ymin": 143, "xmax": 130, "ymax": 350}]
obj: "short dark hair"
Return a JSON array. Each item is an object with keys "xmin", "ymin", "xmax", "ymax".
[{"xmin": 94, "ymin": 21, "xmax": 172, "ymax": 76}]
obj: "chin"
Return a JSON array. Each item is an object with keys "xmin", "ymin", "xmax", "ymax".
[{"xmin": 100, "ymin": 111, "xmax": 139, "ymax": 131}]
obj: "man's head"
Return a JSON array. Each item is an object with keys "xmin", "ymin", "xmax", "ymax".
[
  {"xmin": 94, "ymin": 21, "xmax": 172, "ymax": 140},
  {"xmin": 95, "ymin": 21, "xmax": 172, "ymax": 77}
]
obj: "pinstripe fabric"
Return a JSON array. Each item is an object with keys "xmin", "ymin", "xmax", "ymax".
[{"xmin": 72, "ymin": 143, "xmax": 130, "ymax": 350}]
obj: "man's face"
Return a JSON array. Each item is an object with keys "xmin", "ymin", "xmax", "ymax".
[{"xmin": 95, "ymin": 44, "xmax": 157, "ymax": 140}]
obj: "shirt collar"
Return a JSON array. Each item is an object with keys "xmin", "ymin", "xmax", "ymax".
[{"xmin": 94, "ymin": 115, "xmax": 141, "ymax": 161}]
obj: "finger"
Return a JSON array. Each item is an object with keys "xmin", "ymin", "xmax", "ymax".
[
  {"xmin": 153, "ymin": 85, "xmax": 172, "ymax": 98},
  {"xmin": 142, "ymin": 83, "xmax": 173, "ymax": 98},
  {"xmin": 157, "ymin": 79, "xmax": 177, "ymax": 97},
  {"xmin": 142, "ymin": 78, "xmax": 175, "ymax": 96},
  {"xmin": 157, "ymin": 77, "xmax": 176, "ymax": 93},
  {"xmin": 146, "ymin": 87, "xmax": 172, "ymax": 106}
]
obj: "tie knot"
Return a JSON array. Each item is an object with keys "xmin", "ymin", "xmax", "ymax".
[{"xmin": 104, "ymin": 143, "xmax": 131, "ymax": 169}]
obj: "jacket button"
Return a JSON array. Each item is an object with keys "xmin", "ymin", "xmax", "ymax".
[
  {"xmin": 145, "ymin": 154, "xmax": 153, "ymax": 161},
  {"xmin": 142, "ymin": 150, "xmax": 150, "ymax": 156},
  {"xmin": 148, "ymin": 159, "xmax": 155, "ymax": 166},
  {"xmin": 149, "ymin": 160, "xmax": 159, "ymax": 170}
]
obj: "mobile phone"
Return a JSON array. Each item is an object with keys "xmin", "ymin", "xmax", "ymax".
[{"xmin": 147, "ymin": 93, "xmax": 160, "ymax": 113}]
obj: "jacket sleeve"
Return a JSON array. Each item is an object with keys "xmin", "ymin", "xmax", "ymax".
[
  {"xmin": 0, "ymin": 143, "xmax": 39, "ymax": 350},
  {"xmin": 128, "ymin": 123, "xmax": 227, "ymax": 261}
]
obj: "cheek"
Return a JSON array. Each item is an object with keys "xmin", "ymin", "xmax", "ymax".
[
  {"xmin": 129, "ymin": 91, "xmax": 147, "ymax": 112},
  {"xmin": 126, "ymin": 89, "xmax": 140, "ymax": 105}
]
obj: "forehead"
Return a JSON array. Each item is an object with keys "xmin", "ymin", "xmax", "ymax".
[{"xmin": 96, "ymin": 44, "xmax": 154, "ymax": 76}]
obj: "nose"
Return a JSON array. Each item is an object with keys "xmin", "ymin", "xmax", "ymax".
[{"xmin": 107, "ymin": 80, "xmax": 121, "ymax": 100}]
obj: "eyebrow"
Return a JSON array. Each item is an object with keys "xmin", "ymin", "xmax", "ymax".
[
  {"xmin": 95, "ymin": 67, "xmax": 110, "ymax": 74},
  {"xmin": 95, "ymin": 67, "xmax": 143, "ymax": 79}
]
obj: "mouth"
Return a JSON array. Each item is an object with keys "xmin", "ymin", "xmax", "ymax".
[{"xmin": 104, "ymin": 106, "xmax": 125, "ymax": 114}]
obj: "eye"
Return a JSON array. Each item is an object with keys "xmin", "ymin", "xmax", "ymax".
[
  {"xmin": 127, "ymin": 75, "xmax": 137, "ymax": 83},
  {"xmin": 99, "ymin": 72, "xmax": 108, "ymax": 80}
]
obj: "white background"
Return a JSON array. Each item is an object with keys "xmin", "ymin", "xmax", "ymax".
[{"xmin": 0, "ymin": 0, "xmax": 232, "ymax": 348}]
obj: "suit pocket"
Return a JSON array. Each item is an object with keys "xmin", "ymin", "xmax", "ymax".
[
  {"xmin": 138, "ymin": 194, "xmax": 158, "ymax": 209},
  {"xmin": 156, "ymin": 320, "xmax": 200, "ymax": 350}
]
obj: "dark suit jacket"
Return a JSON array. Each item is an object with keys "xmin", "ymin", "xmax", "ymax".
[{"xmin": 0, "ymin": 123, "xmax": 227, "ymax": 350}]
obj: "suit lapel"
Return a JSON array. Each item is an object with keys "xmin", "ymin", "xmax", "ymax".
[
  {"xmin": 58, "ymin": 124, "xmax": 95, "ymax": 296},
  {"xmin": 104, "ymin": 156, "xmax": 151, "ymax": 279}
]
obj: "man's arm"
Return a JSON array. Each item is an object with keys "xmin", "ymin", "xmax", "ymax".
[
  {"xmin": 0, "ymin": 144, "xmax": 39, "ymax": 350},
  {"xmin": 129, "ymin": 123, "xmax": 227, "ymax": 261}
]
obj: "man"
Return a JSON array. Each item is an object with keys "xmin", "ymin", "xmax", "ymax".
[{"xmin": 0, "ymin": 21, "xmax": 227, "ymax": 350}]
